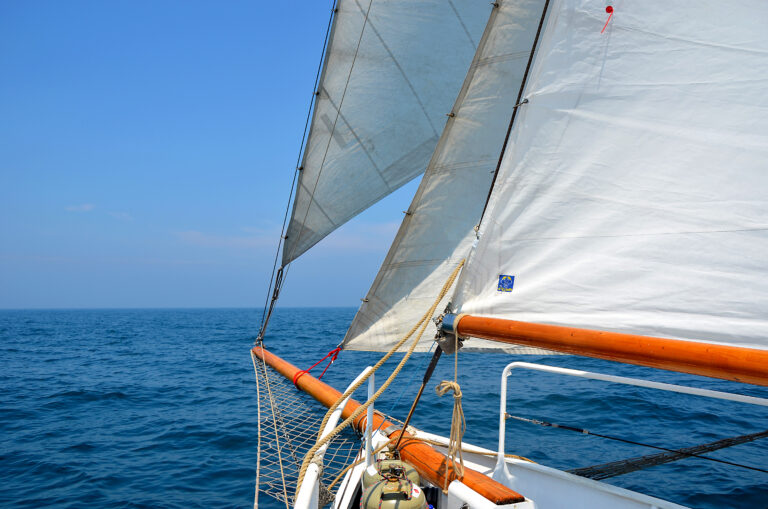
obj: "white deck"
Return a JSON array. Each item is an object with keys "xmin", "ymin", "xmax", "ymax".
[{"xmin": 410, "ymin": 429, "xmax": 687, "ymax": 509}]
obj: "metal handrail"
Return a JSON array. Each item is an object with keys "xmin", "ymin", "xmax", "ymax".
[
  {"xmin": 492, "ymin": 362, "xmax": 768, "ymax": 484},
  {"xmin": 295, "ymin": 366, "xmax": 374, "ymax": 509}
]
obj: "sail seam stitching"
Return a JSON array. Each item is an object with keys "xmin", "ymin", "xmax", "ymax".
[
  {"xmin": 352, "ymin": 0, "xmax": 440, "ymax": 137},
  {"xmin": 448, "ymin": 0, "xmax": 478, "ymax": 49},
  {"xmin": 320, "ymin": 86, "xmax": 388, "ymax": 188},
  {"xmin": 511, "ymin": 226, "xmax": 768, "ymax": 242}
]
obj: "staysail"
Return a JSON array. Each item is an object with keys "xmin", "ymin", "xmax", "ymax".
[
  {"xmin": 343, "ymin": 0, "xmax": 552, "ymax": 353},
  {"xmin": 453, "ymin": 0, "xmax": 768, "ymax": 352},
  {"xmin": 282, "ymin": 0, "xmax": 491, "ymax": 265}
]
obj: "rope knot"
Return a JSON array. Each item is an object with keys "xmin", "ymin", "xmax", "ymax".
[
  {"xmin": 435, "ymin": 380, "xmax": 462, "ymax": 400},
  {"xmin": 293, "ymin": 347, "xmax": 343, "ymax": 387},
  {"xmin": 435, "ymin": 380, "xmax": 465, "ymax": 492}
]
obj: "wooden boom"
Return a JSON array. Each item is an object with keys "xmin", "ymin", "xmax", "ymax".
[
  {"xmin": 452, "ymin": 315, "xmax": 768, "ymax": 387},
  {"xmin": 251, "ymin": 346, "xmax": 526, "ymax": 505}
]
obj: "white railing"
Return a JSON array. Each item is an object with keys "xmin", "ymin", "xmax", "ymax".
[
  {"xmin": 366, "ymin": 372, "xmax": 375, "ymax": 467},
  {"xmin": 295, "ymin": 366, "xmax": 374, "ymax": 509},
  {"xmin": 492, "ymin": 362, "xmax": 768, "ymax": 484}
]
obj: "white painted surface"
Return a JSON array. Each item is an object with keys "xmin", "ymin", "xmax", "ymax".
[{"xmin": 409, "ymin": 429, "xmax": 688, "ymax": 509}]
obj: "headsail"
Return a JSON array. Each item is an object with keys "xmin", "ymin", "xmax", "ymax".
[
  {"xmin": 454, "ymin": 0, "xmax": 768, "ymax": 352},
  {"xmin": 343, "ymin": 0, "xmax": 553, "ymax": 353},
  {"xmin": 282, "ymin": 0, "xmax": 491, "ymax": 264}
]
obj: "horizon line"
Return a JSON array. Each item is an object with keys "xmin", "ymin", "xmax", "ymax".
[{"xmin": 0, "ymin": 305, "xmax": 359, "ymax": 311}]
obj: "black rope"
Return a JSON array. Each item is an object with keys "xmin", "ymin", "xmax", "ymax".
[
  {"xmin": 568, "ymin": 428, "xmax": 768, "ymax": 480},
  {"xmin": 508, "ymin": 414, "xmax": 768, "ymax": 475},
  {"xmin": 257, "ymin": 0, "xmax": 338, "ymax": 343},
  {"xmin": 479, "ymin": 0, "xmax": 551, "ymax": 222}
]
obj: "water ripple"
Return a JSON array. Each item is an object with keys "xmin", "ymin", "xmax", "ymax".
[{"xmin": 1, "ymin": 308, "xmax": 767, "ymax": 508}]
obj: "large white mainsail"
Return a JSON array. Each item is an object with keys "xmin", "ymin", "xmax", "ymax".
[
  {"xmin": 453, "ymin": 0, "xmax": 768, "ymax": 351},
  {"xmin": 343, "ymin": 0, "xmax": 552, "ymax": 353},
  {"xmin": 282, "ymin": 0, "xmax": 490, "ymax": 264}
]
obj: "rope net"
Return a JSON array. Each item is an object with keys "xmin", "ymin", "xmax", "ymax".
[{"xmin": 253, "ymin": 353, "xmax": 362, "ymax": 507}]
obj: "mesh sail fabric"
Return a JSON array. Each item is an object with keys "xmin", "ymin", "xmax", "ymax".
[
  {"xmin": 282, "ymin": 0, "xmax": 490, "ymax": 265},
  {"xmin": 253, "ymin": 355, "xmax": 361, "ymax": 507},
  {"xmin": 454, "ymin": 0, "xmax": 768, "ymax": 351},
  {"xmin": 343, "ymin": 0, "xmax": 555, "ymax": 354}
]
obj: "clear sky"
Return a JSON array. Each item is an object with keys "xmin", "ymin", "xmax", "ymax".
[{"xmin": 0, "ymin": 1, "xmax": 418, "ymax": 309}]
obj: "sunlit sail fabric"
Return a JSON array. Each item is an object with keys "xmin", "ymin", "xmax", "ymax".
[
  {"xmin": 282, "ymin": 0, "xmax": 490, "ymax": 264},
  {"xmin": 454, "ymin": 0, "xmax": 768, "ymax": 351},
  {"xmin": 344, "ymin": 0, "xmax": 552, "ymax": 353}
]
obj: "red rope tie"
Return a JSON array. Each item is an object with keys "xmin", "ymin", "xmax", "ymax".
[
  {"xmin": 601, "ymin": 5, "xmax": 614, "ymax": 34},
  {"xmin": 293, "ymin": 347, "xmax": 342, "ymax": 387}
]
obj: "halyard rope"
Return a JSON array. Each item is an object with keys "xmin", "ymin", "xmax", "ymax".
[
  {"xmin": 435, "ymin": 380, "xmax": 465, "ymax": 490},
  {"xmin": 293, "ymin": 260, "xmax": 466, "ymax": 498},
  {"xmin": 435, "ymin": 327, "xmax": 465, "ymax": 492}
]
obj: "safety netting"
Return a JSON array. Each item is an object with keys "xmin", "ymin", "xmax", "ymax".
[{"xmin": 252, "ymin": 352, "xmax": 363, "ymax": 508}]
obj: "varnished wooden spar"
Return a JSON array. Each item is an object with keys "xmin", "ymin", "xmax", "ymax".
[
  {"xmin": 454, "ymin": 315, "xmax": 768, "ymax": 387},
  {"xmin": 251, "ymin": 346, "xmax": 526, "ymax": 505}
]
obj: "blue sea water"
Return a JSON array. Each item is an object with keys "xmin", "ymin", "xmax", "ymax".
[{"xmin": 2, "ymin": 308, "xmax": 767, "ymax": 508}]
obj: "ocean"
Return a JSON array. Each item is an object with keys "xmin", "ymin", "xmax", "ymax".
[{"xmin": 2, "ymin": 308, "xmax": 767, "ymax": 508}]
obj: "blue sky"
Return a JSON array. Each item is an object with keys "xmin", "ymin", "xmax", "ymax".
[{"xmin": 0, "ymin": 1, "xmax": 418, "ymax": 309}]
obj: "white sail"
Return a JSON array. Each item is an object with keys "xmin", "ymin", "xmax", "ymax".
[
  {"xmin": 454, "ymin": 0, "xmax": 768, "ymax": 351},
  {"xmin": 282, "ymin": 0, "xmax": 491, "ymax": 264},
  {"xmin": 343, "ymin": 0, "xmax": 555, "ymax": 353}
]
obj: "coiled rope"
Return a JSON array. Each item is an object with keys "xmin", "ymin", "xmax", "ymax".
[
  {"xmin": 293, "ymin": 259, "xmax": 465, "ymax": 498},
  {"xmin": 435, "ymin": 381, "xmax": 465, "ymax": 488},
  {"xmin": 435, "ymin": 327, "xmax": 465, "ymax": 492}
]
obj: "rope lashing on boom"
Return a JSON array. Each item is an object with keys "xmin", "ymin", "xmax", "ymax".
[
  {"xmin": 292, "ymin": 347, "xmax": 342, "ymax": 386},
  {"xmin": 292, "ymin": 259, "xmax": 466, "ymax": 499}
]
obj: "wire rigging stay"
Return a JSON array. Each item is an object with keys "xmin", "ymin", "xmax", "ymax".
[
  {"xmin": 507, "ymin": 414, "xmax": 768, "ymax": 476},
  {"xmin": 257, "ymin": 0, "xmax": 339, "ymax": 343}
]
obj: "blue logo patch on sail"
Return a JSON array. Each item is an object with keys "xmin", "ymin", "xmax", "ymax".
[{"xmin": 497, "ymin": 275, "xmax": 515, "ymax": 292}]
